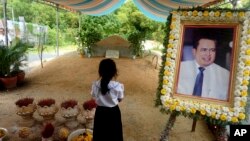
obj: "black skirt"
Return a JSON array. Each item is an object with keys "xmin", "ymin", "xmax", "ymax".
[{"xmin": 93, "ymin": 105, "xmax": 123, "ymax": 141}]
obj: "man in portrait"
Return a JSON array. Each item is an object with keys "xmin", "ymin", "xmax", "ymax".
[{"xmin": 177, "ymin": 31, "xmax": 230, "ymax": 101}]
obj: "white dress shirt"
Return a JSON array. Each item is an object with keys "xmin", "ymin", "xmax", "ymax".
[
  {"xmin": 177, "ymin": 60, "xmax": 230, "ymax": 101},
  {"xmin": 91, "ymin": 80, "xmax": 124, "ymax": 107}
]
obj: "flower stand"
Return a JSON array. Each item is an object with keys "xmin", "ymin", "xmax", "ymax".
[
  {"xmin": 84, "ymin": 108, "xmax": 95, "ymax": 129},
  {"xmin": 41, "ymin": 137, "xmax": 53, "ymax": 141},
  {"xmin": 60, "ymin": 106, "xmax": 79, "ymax": 129},
  {"xmin": 16, "ymin": 103, "xmax": 36, "ymax": 127},
  {"xmin": 37, "ymin": 104, "xmax": 59, "ymax": 121}
]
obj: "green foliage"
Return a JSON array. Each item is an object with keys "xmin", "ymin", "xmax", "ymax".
[
  {"xmin": 46, "ymin": 28, "xmax": 57, "ymax": 45},
  {"xmin": 79, "ymin": 14, "xmax": 120, "ymax": 38},
  {"xmin": 2, "ymin": 0, "xmax": 250, "ymax": 48},
  {"xmin": 1, "ymin": 0, "xmax": 166, "ymax": 47},
  {"xmin": 0, "ymin": 38, "xmax": 29, "ymax": 77},
  {"xmin": 117, "ymin": 0, "xmax": 165, "ymax": 56},
  {"xmin": 78, "ymin": 29, "xmax": 102, "ymax": 55},
  {"xmin": 127, "ymin": 31, "xmax": 145, "ymax": 56},
  {"xmin": 26, "ymin": 23, "xmax": 33, "ymax": 34},
  {"xmin": 117, "ymin": 0, "xmax": 165, "ymax": 42},
  {"xmin": 78, "ymin": 15, "xmax": 122, "ymax": 54}
]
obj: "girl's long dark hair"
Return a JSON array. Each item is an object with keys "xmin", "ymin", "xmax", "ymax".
[{"xmin": 98, "ymin": 59, "xmax": 117, "ymax": 95}]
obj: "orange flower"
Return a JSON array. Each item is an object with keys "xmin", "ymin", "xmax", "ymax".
[
  {"xmin": 203, "ymin": 11, "xmax": 209, "ymax": 17},
  {"xmin": 243, "ymin": 69, "xmax": 250, "ymax": 76},
  {"xmin": 215, "ymin": 11, "xmax": 220, "ymax": 17},
  {"xmin": 246, "ymin": 38, "xmax": 250, "ymax": 45},
  {"xmin": 211, "ymin": 112, "xmax": 216, "ymax": 118},
  {"xmin": 245, "ymin": 49, "xmax": 250, "ymax": 55},
  {"xmin": 161, "ymin": 89, "xmax": 167, "ymax": 95},
  {"xmin": 164, "ymin": 70, "xmax": 171, "ymax": 76},
  {"xmin": 220, "ymin": 114, "xmax": 227, "ymax": 121},
  {"xmin": 170, "ymin": 105, "xmax": 176, "ymax": 111},
  {"xmin": 192, "ymin": 10, "xmax": 198, "ymax": 16},
  {"xmin": 165, "ymin": 61, "xmax": 171, "ymax": 66},
  {"xmin": 170, "ymin": 24, "xmax": 175, "ymax": 30},
  {"xmin": 180, "ymin": 106, "xmax": 185, "ymax": 111},
  {"xmin": 241, "ymin": 90, "xmax": 247, "ymax": 97},
  {"xmin": 166, "ymin": 53, "xmax": 171, "ymax": 58},
  {"xmin": 231, "ymin": 117, "xmax": 239, "ymax": 123},
  {"xmin": 242, "ymin": 79, "xmax": 249, "ymax": 86},
  {"xmin": 239, "ymin": 113, "xmax": 246, "ymax": 120},
  {"xmin": 190, "ymin": 108, "xmax": 196, "ymax": 114},
  {"xmin": 169, "ymin": 34, "xmax": 175, "ymax": 40},
  {"xmin": 182, "ymin": 11, "xmax": 188, "ymax": 16},
  {"xmin": 239, "ymin": 12, "xmax": 245, "ymax": 17},
  {"xmin": 167, "ymin": 43, "xmax": 173, "ymax": 48},
  {"xmin": 171, "ymin": 17, "xmax": 176, "ymax": 22},
  {"xmin": 240, "ymin": 101, "xmax": 246, "ymax": 107},
  {"xmin": 226, "ymin": 12, "xmax": 232, "ymax": 18},
  {"xmin": 163, "ymin": 79, "xmax": 169, "ymax": 85},
  {"xmin": 245, "ymin": 59, "xmax": 250, "ymax": 66},
  {"xmin": 200, "ymin": 109, "xmax": 206, "ymax": 115}
]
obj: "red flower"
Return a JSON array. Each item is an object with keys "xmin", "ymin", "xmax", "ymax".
[
  {"xmin": 83, "ymin": 99, "xmax": 97, "ymax": 110},
  {"xmin": 41, "ymin": 123, "xmax": 54, "ymax": 138}
]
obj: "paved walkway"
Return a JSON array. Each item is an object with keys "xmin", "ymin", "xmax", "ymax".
[{"xmin": 24, "ymin": 51, "xmax": 72, "ymax": 72}]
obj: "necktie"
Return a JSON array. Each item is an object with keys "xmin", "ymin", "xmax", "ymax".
[{"xmin": 193, "ymin": 67, "xmax": 205, "ymax": 96}]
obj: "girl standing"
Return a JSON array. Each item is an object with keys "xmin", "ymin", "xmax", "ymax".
[{"xmin": 91, "ymin": 58, "xmax": 124, "ymax": 141}]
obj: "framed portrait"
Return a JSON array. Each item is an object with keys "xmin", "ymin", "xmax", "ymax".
[
  {"xmin": 156, "ymin": 9, "xmax": 250, "ymax": 125},
  {"xmin": 176, "ymin": 26, "xmax": 236, "ymax": 102}
]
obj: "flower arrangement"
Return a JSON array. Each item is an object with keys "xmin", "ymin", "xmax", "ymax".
[
  {"xmin": 61, "ymin": 99, "xmax": 78, "ymax": 109},
  {"xmin": 156, "ymin": 8, "xmax": 250, "ymax": 126},
  {"xmin": 18, "ymin": 127, "xmax": 31, "ymax": 139},
  {"xmin": 37, "ymin": 98, "xmax": 58, "ymax": 120},
  {"xmin": 15, "ymin": 97, "xmax": 36, "ymax": 119},
  {"xmin": 15, "ymin": 97, "xmax": 34, "ymax": 107},
  {"xmin": 58, "ymin": 127, "xmax": 70, "ymax": 140},
  {"xmin": 83, "ymin": 99, "xmax": 97, "ymax": 110},
  {"xmin": 41, "ymin": 122, "xmax": 54, "ymax": 139},
  {"xmin": 60, "ymin": 99, "xmax": 79, "ymax": 119},
  {"xmin": 37, "ymin": 98, "xmax": 56, "ymax": 107}
]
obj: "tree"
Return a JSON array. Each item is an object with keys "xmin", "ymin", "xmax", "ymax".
[
  {"xmin": 116, "ymin": 0, "xmax": 165, "ymax": 42},
  {"xmin": 77, "ymin": 14, "xmax": 121, "ymax": 55}
]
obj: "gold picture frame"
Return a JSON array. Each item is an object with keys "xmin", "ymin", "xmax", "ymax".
[
  {"xmin": 176, "ymin": 24, "xmax": 238, "ymax": 104},
  {"xmin": 157, "ymin": 9, "xmax": 250, "ymax": 125}
]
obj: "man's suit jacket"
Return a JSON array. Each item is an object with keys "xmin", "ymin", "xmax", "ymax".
[{"xmin": 177, "ymin": 60, "xmax": 230, "ymax": 101}]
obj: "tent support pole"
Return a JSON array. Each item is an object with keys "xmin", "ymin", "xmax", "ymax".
[
  {"xmin": 2, "ymin": 0, "xmax": 8, "ymax": 47},
  {"xmin": 56, "ymin": 4, "xmax": 59, "ymax": 56}
]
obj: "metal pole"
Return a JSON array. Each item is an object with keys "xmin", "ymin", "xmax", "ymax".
[
  {"xmin": 2, "ymin": 0, "xmax": 8, "ymax": 47},
  {"xmin": 11, "ymin": 7, "xmax": 14, "ymax": 21},
  {"xmin": 78, "ymin": 12, "xmax": 81, "ymax": 33},
  {"xmin": 56, "ymin": 4, "xmax": 59, "ymax": 56},
  {"xmin": 78, "ymin": 12, "xmax": 81, "ymax": 48}
]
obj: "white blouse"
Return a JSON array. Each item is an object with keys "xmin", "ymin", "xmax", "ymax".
[{"xmin": 91, "ymin": 80, "xmax": 124, "ymax": 107}]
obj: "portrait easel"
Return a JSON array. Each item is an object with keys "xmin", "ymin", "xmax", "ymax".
[
  {"xmin": 156, "ymin": 6, "xmax": 249, "ymax": 141},
  {"xmin": 160, "ymin": 113, "xmax": 228, "ymax": 141}
]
